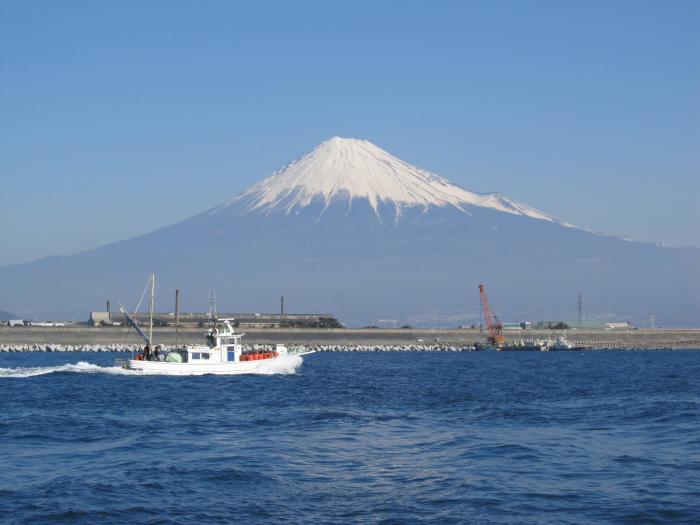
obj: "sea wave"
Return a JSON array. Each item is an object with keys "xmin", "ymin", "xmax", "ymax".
[{"xmin": 2, "ymin": 351, "xmax": 699, "ymax": 524}]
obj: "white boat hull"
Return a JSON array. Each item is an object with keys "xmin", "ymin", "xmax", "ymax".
[{"xmin": 125, "ymin": 353, "xmax": 309, "ymax": 376}]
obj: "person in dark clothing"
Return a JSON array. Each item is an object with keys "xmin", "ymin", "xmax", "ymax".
[{"xmin": 143, "ymin": 344, "xmax": 151, "ymax": 361}]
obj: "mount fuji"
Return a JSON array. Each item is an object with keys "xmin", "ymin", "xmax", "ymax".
[
  {"xmin": 222, "ymin": 137, "xmax": 568, "ymax": 225},
  {"xmin": 2, "ymin": 137, "xmax": 698, "ymax": 326}
]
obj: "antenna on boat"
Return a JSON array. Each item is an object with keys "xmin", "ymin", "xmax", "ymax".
[{"xmin": 149, "ymin": 273, "xmax": 155, "ymax": 347}]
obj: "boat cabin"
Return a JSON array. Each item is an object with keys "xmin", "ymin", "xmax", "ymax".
[
  {"xmin": 171, "ymin": 319, "xmax": 285, "ymax": 364},
  {"xmin": 180, "ymin": 319, "xmax": 244, "ymax": 363}
]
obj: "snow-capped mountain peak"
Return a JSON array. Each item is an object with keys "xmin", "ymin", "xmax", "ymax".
[{"xmin": 219, "ymin": 137, "xmax": 569, "ymax": 225}]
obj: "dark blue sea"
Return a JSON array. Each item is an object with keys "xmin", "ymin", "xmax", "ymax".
[{"xmin": 1, "ymin": 351, "xmax": 699, "ymax": 524}]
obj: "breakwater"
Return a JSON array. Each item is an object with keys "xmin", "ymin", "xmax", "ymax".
[
  {"xmin": 1, "ymin": 340, "xmax": 699, "ymax": 353},
  {"xmin": 2, "ymin": 326, "xmax": 699, "ymax": 351},
  {"xmin": 569, "ymin": 339, "xmax": 700, "ymax": 350},
  {"xmin": 0, "ymin": 343, "xmax": 476, "ymax": 353}
]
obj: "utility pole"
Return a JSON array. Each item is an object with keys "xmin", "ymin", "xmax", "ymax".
[
  {"xmin": 577, "ymin": 294, "xmax": 583, "ymax": 328},
  {"xmin": 478, "ymin": 290, "xmax": 483, "ymax": 333},
  {"xmin": 175, "ymin": 289, "xmax": 180, "ymax": 347}
]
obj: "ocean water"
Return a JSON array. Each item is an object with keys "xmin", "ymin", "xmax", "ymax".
[{"xmin": 1, "ymin": 350, "xmax": 699, "ymax": 524}]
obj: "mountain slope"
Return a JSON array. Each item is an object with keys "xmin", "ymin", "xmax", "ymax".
[
  {"xmin": 218, "ymin": 137, "xmax": 568, "ymax": 225},
  {"xmin": 0, "ymin": 311, "xmax": 19, "ymax": 321},
  {"xmin": 0, "ymin": 137, "xmax": 697, "ymax": 326}
]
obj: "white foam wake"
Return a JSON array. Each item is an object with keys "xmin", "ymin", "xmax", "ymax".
[
  {"xmin": 0, "ymin": 356, "xmax": 304, "ymax": 378},
  {"xmin": 253, "ymin": 354, "xmax": 303, "ymax": 375},
  {"xmin": 0, "ymin": 361, "xmax": 141, "ymax": 378}
]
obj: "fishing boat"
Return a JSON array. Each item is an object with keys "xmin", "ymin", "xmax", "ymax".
[
  {"xmin": 548, "ymin": 335, "xmax": 575, "ymax": 351},
  {"xmin": 118, "ymin": 275, "xmax": 310, "ymax": 375},
  {"xmin": 123, "ymin": 318, "xmax": 302, "ymax": 375},
  {"xmin": 499, "ymin": 339, "xmax": 550, "ymax": 352}
]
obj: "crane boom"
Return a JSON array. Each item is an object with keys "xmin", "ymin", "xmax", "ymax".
[{"xmin": 479, "ymin": 284, "xmax": 505, "ymax": 346}]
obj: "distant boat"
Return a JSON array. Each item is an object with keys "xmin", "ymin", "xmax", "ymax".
[
  {"xmin": 498, "ymin": 339, "xmax": 549, "ymax": 352},
  {"xmin": 548, "ymin": 335, "xmax": 575, "ymax": 351}
]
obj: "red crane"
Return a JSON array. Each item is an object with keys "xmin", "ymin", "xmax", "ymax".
[{"xmin": 479, "ymin": 284, "xmax": 505, "ymax": 346}]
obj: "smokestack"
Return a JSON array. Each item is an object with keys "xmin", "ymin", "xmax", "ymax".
[
  {"xmin": 175, "ymin": 289, "xmax": 180, "ymax": 347},
  {"xmin": 175, "ymin": 290, "xmax": 180, "ymax": 326},
  {"xmin": 281, "ymin": 296, "xmax": 285, "ymax": 316},
  {"xmin": 107, "ymin": 300, "xmax": 111, "ymax": 318}
]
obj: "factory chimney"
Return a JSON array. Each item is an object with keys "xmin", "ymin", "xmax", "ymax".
[
  {"xmin": 175, "ymin": 290, "xmax": 180, "ymax": 327},
  {"xmin": 281, "ymin": 296, "xmax": 285, "ymax": 316},
  {"xmin": 175, "ymin": 289, "xmax": 180, "ymax": 347}
]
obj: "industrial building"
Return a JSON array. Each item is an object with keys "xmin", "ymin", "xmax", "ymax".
[{"xmin": 88, "ymin": 311, "xmax": 341, "ymax": 329}]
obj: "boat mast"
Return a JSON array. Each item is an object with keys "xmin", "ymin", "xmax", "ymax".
[{"xmin": 149, "ymin": 273, "xmax": 155, "ymax": 346}]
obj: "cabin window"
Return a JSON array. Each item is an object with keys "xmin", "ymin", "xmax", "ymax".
[
  {"xmin": 201, "ymin": 353, "xmax": 210, "ymax": 360},
  {"xmin": 192, "ymin": 352, "xmax": 200, "ymax": 360}
]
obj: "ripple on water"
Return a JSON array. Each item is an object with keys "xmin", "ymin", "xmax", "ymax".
[{"xmin": 1, "ymin": 350, "xmax": 699, "ymax": 524}]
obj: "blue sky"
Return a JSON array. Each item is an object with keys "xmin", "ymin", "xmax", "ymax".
[{"xmin": 1, "ymin": 0, "xmax": 698, "ymax": 265}]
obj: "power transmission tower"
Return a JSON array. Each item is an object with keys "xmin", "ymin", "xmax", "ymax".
[
  {"xmin": 208, "ymin": 289, "xmax": 217, "ymax": 326},
  {"xmin": 577, "ymin": 294, "xmax": 583, "ymax": 328}
]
